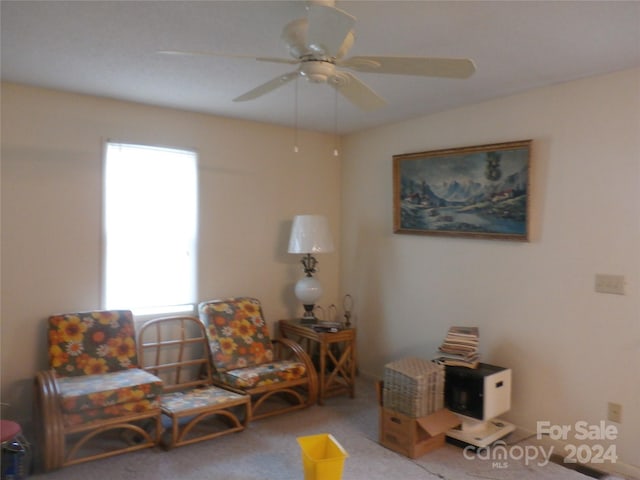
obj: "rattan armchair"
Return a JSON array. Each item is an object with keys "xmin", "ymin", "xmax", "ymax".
[
  {"xmin": 137, "ymin": 315, "xmax": 250, "ymax": 448},
  {"xmin": 198, "ymin": 297, "xmax": 318, "ymax": 420},
  {"xmin": 34, "ymin": 310, "xmax": 162, "ymax": 471}
]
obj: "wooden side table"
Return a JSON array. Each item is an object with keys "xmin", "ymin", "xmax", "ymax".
[{"xmin": 279, "ymin": 319, "xmax": 356, "ymax": 405}]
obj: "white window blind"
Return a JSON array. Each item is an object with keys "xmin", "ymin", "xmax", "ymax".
[{"xmin": 104, "ymin": 142, "xmax": 198, "ymax": 315}]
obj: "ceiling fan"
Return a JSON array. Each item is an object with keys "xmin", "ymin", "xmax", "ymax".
[{"xmin": 161, "ymin": 1, "xmax": 476, "ymax": 111}]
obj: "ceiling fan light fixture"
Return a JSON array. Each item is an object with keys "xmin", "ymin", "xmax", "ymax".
[
  {"xmin": 282, "ymin": 19, "xmax": 308, "ymax": 58},
  {"xmin": 282, "ymin": 17, "xmax": 354, "ymax": 61}
]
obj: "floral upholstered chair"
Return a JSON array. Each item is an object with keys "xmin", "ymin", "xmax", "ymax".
[
  {"xmin": 34, "ymin": 310, "xmax": 163, "ymax": 471},
  {"xmin": 198, "ymin": 297, "xmax": 318, "ymax": 420},
  {"xmin": 137, "ymin": 315, "xmax": 250, "ymax": 448}
]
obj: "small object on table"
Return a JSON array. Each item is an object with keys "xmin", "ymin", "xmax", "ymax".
[
  {"xmin": 327, "ymin": 304, "xmax": 338, "ymax": 322},
  {"xmin": 310, "ymin": 322, "xmax": 343, "ymax": 333},
  {"xmin": 343, "ymin": 294, "xmax": 353, "ymax": 327}
]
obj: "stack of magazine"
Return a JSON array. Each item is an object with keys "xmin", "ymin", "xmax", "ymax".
[{"xmin": 434, "ymin": 326, "xmax": 479, "ymax": 368}]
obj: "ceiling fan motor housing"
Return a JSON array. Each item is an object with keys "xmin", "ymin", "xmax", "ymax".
[{"xmin": 300, "ymin": 60, "xmax": 336, "ymax": 83}]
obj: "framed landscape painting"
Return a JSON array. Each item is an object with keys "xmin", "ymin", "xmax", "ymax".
[{"xmin": 393, "ymin": 140, "xmax": 532, "ymax": 241}]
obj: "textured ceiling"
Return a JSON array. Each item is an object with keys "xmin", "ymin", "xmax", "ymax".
[{"xmin": 2, "ymin": 1, "xmax": 639, "ymax": 134}]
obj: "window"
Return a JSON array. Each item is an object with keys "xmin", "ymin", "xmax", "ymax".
[{"xmin": 103, "ymin": 142, "xmax": 198, "ymax": 315}]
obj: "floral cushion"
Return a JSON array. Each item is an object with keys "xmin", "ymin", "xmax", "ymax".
[
  {"xmin": 221, "ymin": 360, "xmax": 307, "ymax": 389},
  {"xmin": 160, "ymin": 386, "xmax": 248, "ymax": 415},
  {"xmin": 48, "ymin": 310, "xmax": 139, "ymax": 377},
  {"xmin": 56, "ymin": 368, "xmax": 163, "ymax": 414},
  {"xmin": 199, "ymin": 298, "xmax": 274, "ymax": 372},
  {"xmin": 62, "ymin": 398, "xmax": 160, "ymax": 427}
]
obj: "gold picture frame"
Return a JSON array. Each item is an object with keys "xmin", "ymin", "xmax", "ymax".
[{"xmin": 393, "ymin": 140, "xmax": 532, "ymax": 241}]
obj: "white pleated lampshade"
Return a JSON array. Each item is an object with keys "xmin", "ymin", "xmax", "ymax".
[{"xmin": 288, "ymin": 215, "xmax": 334, "ymax": 254}]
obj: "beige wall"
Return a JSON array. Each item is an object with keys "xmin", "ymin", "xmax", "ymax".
[
  {"xmin": 2, "ymin": 69, "xmax": 639, "ymax": 474},
  {"xmin": 0, "ymin": 83, "xmax": 341, "ymax": 422},
  {"xmin": 341, "ymin": 68, "xmax": 640, "ymax": 474}
]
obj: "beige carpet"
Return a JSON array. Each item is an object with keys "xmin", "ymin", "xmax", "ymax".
[{"xmin": 29, "ymin": 377, "xmax": 604, "ymax": 479}]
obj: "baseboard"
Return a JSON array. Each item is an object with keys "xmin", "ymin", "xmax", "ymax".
[
  {"xmin": 358, "ymin": 369, "xmax": 379, "ymax": 382},
  {"xmin": 610, "ymin": 463, "xmax": 640, "ymax": 480}
]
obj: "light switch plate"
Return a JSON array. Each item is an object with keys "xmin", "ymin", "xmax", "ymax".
[
  {"xmin": 595, "ymin": 274, "xmax": 625, "ymax": 295},
  {"xmin": 607, "ymin": 402, "xmax": 622, "ymax": 423}
]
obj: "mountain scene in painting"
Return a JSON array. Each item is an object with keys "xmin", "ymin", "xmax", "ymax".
[{"xmin": 399, "ymin": 148, "xmax": 529, "ymax": 235}]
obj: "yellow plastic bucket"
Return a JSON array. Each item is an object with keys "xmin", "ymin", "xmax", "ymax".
[{"xmin": 297, "ymin": 433, "xmax": 348, "ymax": 480}]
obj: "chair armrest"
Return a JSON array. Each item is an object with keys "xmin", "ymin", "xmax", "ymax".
[
  {"xmin": 271, "ymin": 338, "xmax": 318, "ymax": 404},
  {"xmin": 34, "ymin": 370, "xmax": 65, "ymax": 471}
]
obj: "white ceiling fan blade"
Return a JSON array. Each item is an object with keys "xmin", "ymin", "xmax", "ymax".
[
  {"xmin": 233, "ymin": 71, "xmax": 300, "ymax": 102},
  {"xmin": 306, "ymin": 4, "xmax": 356, "ymax": 57},
  {"xmin": 157, "ymin": 50, "xmax": 297, "ymax": 65},
  {"xmin": 330, "ymin": 72, "xmax": 387, "ymax": 111},
  {"xmin": 339, "ymin": 56, "xmax": 476, "ymax": 78}
]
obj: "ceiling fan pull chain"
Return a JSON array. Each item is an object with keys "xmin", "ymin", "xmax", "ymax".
[
  {"xmin": 294, "ymin": 77, "xmax": 300, "ymax": 153},
  {"xmin": 333, "ymin": 87, "xmax": 339, "ymax": 157}
]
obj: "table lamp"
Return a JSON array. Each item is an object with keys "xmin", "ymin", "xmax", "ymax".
[{"xmin": 288, "ymin": 214, "xmax": 334, "ymax": 323}]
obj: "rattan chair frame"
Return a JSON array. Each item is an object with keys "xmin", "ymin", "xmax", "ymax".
[
  {"xmin": 199, "ymin": 299, "xmax": 319, "ymax": 421},
  {"xmin": 241, "ymin": 337, "xmax": 319, "ymax": 419},
  {"xmin": 137, "ymin": 315, "xmax": 251, "ymax": 448},
  {"xmin": 34, "ymin": 370, "xmax": 161, "ymax": 471}
]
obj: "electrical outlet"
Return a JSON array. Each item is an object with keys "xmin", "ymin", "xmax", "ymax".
[
  {"xmin": 607, "ymin": 402, "xmax": 622, "ymax": 423},
  {"xmin": 595, "ymin": 274, "xmax": 625, "ymax": 295}
]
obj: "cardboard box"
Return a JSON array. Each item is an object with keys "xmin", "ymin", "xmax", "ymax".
[{"xmin": 377, "ymin": 381, "xmax": 460, "ymax": 459}]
